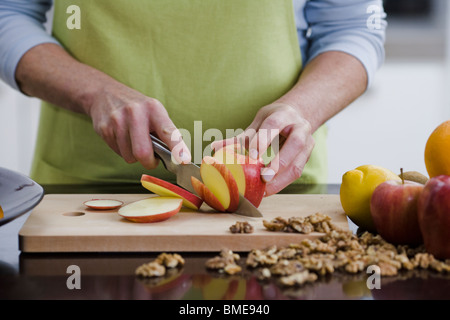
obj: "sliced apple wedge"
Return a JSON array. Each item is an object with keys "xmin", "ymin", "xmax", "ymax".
[
  {"xmin": 141, "ymin": 174, "xmax": 203, "ymax": 210},
  {"xmin": 212, "ymin": 146, "xmax": 266, "ymax": 208},
  {"xmin": 191, "ymin": 176, "xmax": 226, "ymax": 212},
  {"xmin": 118, "ymin": 197, "xmax": 182, "ymax": 223},
  {"xmin": 200, "ymin": 158, "xmax": 240, "ymax": 213}
]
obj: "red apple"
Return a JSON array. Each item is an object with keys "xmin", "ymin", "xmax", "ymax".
[
  {"xmin": 118, "ymin": 197, "xmax": 183, "ymax": 223},
  {"xmin": 212, "ymin": 145, "xmax": 266, "ymax": 208},
  {"xmin": 418, "ymin": 175, "xmax": 450, "ymax": 259},
  {"xmin": 370, "ymin": 179, "xmax": 424, "ymax": 245},
  {"xmin": 141, "ymin": 174, "xmax": 203, "ymax": 210}
]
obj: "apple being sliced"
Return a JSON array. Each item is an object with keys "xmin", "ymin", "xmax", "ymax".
[
  {"xmin": 118, "ymin": 197, "xmax": 182, "ymax": 223},
  {"xmin": 191, "ymin": 176, "xmax": 226, "ymax": 212},
  {"xmin": 141, "ymin": 174, "xmax": 203, "ymax": 210},
  {"xmin": 213, "ymin": 145, "xmax": 266, "ymax": 208},
  {"xmin": 199, "ymin": 158, "xmax": 240, "ymax": 212}
]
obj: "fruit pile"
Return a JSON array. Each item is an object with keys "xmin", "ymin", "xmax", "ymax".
[{"xmin": 340, "ymin": 120, "xmax": 450, "ymax": 260}]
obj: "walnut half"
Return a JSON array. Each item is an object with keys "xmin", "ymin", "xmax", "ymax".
[
  {"xmin": 205, "ymin": 249, "xmax": 242, "ymax": 275},
  {"xmin": 230, "ymin": 221, "xmax": 254, "ymax": 234},
  {"xmin": 136, "ymin": 253, "xmax": 184, "ymax": 278}
]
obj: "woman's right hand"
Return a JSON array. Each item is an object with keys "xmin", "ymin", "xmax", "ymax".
[{"xmin": 87, "ymin": 82, "xmax": 191, "ymax": 169}]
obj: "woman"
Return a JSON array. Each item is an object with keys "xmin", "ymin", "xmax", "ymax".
[{"xmin": 0, "ymin": 0, "xmax": 386, "ymax": 196}]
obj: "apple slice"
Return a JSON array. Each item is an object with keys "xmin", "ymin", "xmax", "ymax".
[
  {"xmin": 200, "ymin": 158, "xmax": 240, "ymax": 213},
  {"xmin": 118, "ymin": 197, "xmax": 182, "ymax": 223},
  {"xmin": 84, "ymin": 199, "xmax": 124, "ymax": 210},
  {"xmin": 213, "ymin": 146, "xmax": 266, "ymax": 208},
  {"xmin": 191, "ymin": 177, "xmax": 226, "ymax": 212},
  {"xmin": 141, "ymin": 174, "xmax": 203, "ymax": 210}
]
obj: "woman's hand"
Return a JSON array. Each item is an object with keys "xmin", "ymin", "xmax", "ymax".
[
  {"xmin": 87, "ymin": 82, "xmax": 191, "ymax": 169},
  {"xmin": 213, "ymin": 103, "xmax": 315, "ymax": 197}
]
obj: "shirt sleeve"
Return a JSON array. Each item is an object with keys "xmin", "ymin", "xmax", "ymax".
[
  {"xmin": 303, "ymin": 0, "xmax": 387, "ymax": 88},
  {"xmin": 0, "ymin": 0, "xmax": 59, "ymax": 91}
]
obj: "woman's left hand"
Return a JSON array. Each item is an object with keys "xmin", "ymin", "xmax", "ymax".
[{"xmin": 213, "ymin": 103, "xmax": 315, "ymax": 197}]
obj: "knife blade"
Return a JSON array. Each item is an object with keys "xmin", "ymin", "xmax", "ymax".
[{"xmin": 150, "ymin": 133, "xmax": 263, "ymax": 217}]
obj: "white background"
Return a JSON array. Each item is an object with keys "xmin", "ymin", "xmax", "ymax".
[{"xmin": 1, "ymin": 2, "xmax": 449, "ymax": 184}]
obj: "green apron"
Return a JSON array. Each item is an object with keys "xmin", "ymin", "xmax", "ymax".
[{"xmin": 30, "ymin": 0, "xmax": 328, "ymax": 186}]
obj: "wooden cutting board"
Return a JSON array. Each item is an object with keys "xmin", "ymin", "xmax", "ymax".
[{"xmin": 19, "ymin": 193, "xmax": 349, "ymax": 253}]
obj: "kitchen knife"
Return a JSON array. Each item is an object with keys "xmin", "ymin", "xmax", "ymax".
[{"xmin": 150, "ymin": 133, "xmax": 263, "ymax": 217}]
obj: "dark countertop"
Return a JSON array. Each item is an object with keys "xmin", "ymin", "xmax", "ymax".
[{"xmin": 1, "ymin": 183, "xmax": 450, "ymax": 304}]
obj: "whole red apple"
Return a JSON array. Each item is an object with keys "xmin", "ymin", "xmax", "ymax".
[
  {"xmin": 370, "ymin": 179, "xmax": 424, "ymax": 245},
  {"xmin": 418, "ymin": 175, "xmax": 450, "ymax": 259}
]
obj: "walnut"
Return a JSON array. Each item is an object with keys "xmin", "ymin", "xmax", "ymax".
[
  {"xmin": 279, "ymin": 270, "xmax": 318, "ymax": 287},
  {"xmin": 205, "ymin": 249, "xmax": 241, "ymax": 275},
  {"xmin": 287, "ymin": 217, "xmax": 314, "ymax": 234},
  {"xmin": 298, "ymin": 254, "xmax": 336, "ymax": 275},
  {"xmin": 413, "ymin": 253, "xmax": 434, "ymax": 269},
  {"xmin": 344, "ymin": 260, "xmax": 366, "ymax": 274},
  {"xmin": 135, "ymin": 252, "xmax": 184, "ymax": 278},
  {"xmin": 230, "ymin": 221, "xmax": 254, "ymax": 234},
  {"xmin": 155, "ymin": 253, "xmax": 185, "ymax": 268},
  {"xmin": 269, "ymin": 259, "xmax": 304, "ymax": 276},
  {"xmin": 135, "ymin": 261, "xmax": 166, "ymax": 277},
  {"xmin": 394, "ymin": 252, "xmax": 415, "ymax": 270},
  {"xmin": 258, "ymin": 268, "xmax": 272, "ymax": 280},
  {"xmin": 246, "ymin": 248, "xmax": 279, "ymax": 268},
  {"xmin": 276, "ymin": 247, "xmax": 298, "ymax": 260},
  {"xmin": 263, "ymin": 213, "xmax": 341, "ymax": 234},
  {"xmin": 377, "ymin": 261, "xmax": 399, "ymax": 276},
  {"xmin": 263, "ymin": 217, "xmax": 288, "ymax": 231},
  {"xmin": 224, "ymin": 263, "xmax": 242, "ymax": 275}
]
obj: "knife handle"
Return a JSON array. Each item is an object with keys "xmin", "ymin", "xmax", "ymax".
[{"xmin": 150, "ymin": 134, "xmax": 175, "ymax": 171}]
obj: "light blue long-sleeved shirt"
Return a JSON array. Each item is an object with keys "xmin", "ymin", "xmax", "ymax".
[{"xmin": 0, "ymin": 0, "xmax": 386, "ymax": 91}]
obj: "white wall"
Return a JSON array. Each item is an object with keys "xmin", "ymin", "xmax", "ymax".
[{"xmin": 326, "ymin": 59, "xmax": 449, "ymax": 184}]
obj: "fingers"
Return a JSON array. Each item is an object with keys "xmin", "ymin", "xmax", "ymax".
[
  {"xmin": 139, "ymin": 98, "xmax": 191, "ymax": 166},
  {"xmin": 264, "ymin": 132, "xmax": 315, "ymax": 196},
  {"xmin": 244, "ymin": 104, "xmax": 315, "ymax": 195},
  {"xmin": 92, "ymin": 95, "xmax": 189, "ymax": 170},
  {"xmin": 248, "ymin": 105, "xmax": 298, "ymax": 162},
  {"xmin": 263, "ymin": 119, "xmax": 312, "ymax": 175},
  {"xmin": 117, "ymin": 102, "xmax": 159, "ymax": 169}
]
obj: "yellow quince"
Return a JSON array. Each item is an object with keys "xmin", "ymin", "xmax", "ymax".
[{"xmin": 340, "ymin": 165, "xmax": 401, "ymax": 232}]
